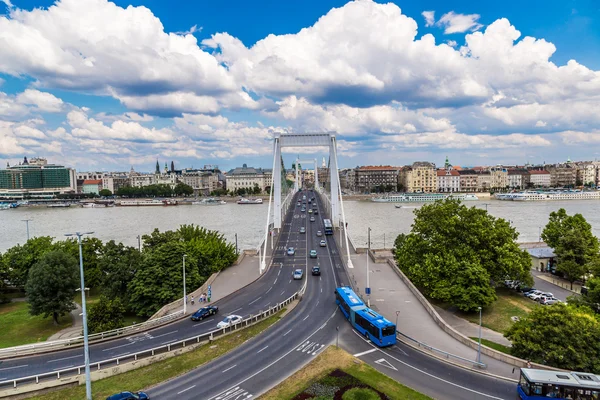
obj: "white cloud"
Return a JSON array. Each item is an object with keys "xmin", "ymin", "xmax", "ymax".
[
  {"xmin": 558, "ymin": 130, "xmax": 600, "ymax": 145},
  {"xmin": 0, "ymin": 121, "xmax": 26, "ymax": 155},
  {"xmin": 16, "ymin": 89, "xmax": 64, "ymax": 112},
  {"xmin": 446, "ymin": 40, "xmax": 458, "ymax": 47},
  {"xmin": 0, "ymin": 92, "xmax": 29, "ymax": 118},
  {"xmin": 115, "ymin": 92, "xmax": 221, "ymax": 116},
  {"xmin": 422, "ymin": 11, "xmax": 435, "ymax": 27},
  {"xmin": 437, "ymin": 11, "xmax": 483, "ymax": 34},
  {"xmin": 1, "ymin": 0, "xmax": 13, "ymax": 8},
  {"xmin": 384, "ymin": 130, "xmax": 551, "ymax": 149}
]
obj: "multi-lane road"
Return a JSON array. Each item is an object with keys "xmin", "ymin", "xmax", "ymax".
[{"xmin": 1, "ymin": 190, "xmax": 518, "ymax": 399}]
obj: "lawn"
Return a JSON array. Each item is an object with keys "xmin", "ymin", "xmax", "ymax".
[
  {"xmin": 29, "ymin": 309, "xmax": 287, "ymax": 400},
  {"xmin": 469, "ymin": 337, "xmax": 512, "ymax": 355},
  {"xmin": 0, "ymin": 301, "xmax": 72, "ymax": 348},
  {"xmin": 261, "ymin": 346, "xmax": 431, "ymax": 400},
  {"xmin": 460, "ymin": 287, "xmax": 537, "ymax": 333}
]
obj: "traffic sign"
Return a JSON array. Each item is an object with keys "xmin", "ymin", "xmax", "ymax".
[{"xmin": 365, "ymin": 287, "xmax": 371, "ymax": 295}]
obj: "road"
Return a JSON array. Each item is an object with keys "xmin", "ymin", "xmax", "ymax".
[{"xmin": 531, "ymin": 271, "xmax": 574, "ymax": 301}]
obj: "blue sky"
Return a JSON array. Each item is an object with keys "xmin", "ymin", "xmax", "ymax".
[{"xmin": 1, "ymin": 0, "xmax": 599, "ymax": 172}]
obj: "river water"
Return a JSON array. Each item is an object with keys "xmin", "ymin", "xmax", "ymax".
[{"xmin": 1, "ymin": 199, "xmax": 599, "ymax": 253}]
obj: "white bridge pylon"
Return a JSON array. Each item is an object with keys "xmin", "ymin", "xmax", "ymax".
[{"xmin": 260, "ymin": 132, "xmax": 353, "ymax": 273}]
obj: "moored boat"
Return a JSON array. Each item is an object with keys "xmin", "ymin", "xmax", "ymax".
[
  {"xmin": 192, "ymin": 198, "xmax": 226, "ymax": 205},
  {"xmin": 372, "ymin": 193, "xmax": 478, "ymax": 203},
  {"xmin": 118, "ymin": 199, "xmax": 178, "ymax": 206},
  {"xmin": 495, "ymin": 190, "xmax": 600, "ymax": 201},
  {"xmin": 236, "ymin": 198, "xmax": 263, "ymax": 205}
]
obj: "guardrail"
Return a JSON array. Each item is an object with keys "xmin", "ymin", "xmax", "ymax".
[
  {"xmin": 0, "ymin": 310, "xmax": 184, "ymax": 360},
  {"xmin": 0, "ymin": 291, "xmax": 299, "ymax": 393},
  {"xmin": 396, "ymin": 330, "xmax": 487, "ymax": 369}
]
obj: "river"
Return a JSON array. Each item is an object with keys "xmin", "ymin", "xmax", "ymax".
[{"xmin": 1, "ymin": 199, "xmax": 599, "ymax": 253}]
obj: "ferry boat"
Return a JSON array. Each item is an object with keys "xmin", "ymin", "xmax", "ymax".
[
  {"xmin": 81, "ymin": 202, "xmax": 114, "ymax": 208},
  {"xmin": 192, "ymin": 198, "xmax": 226, "ymax": 205},
  {"xmin": 236, "ymin": 198, "xmax": 263, "ymax": 205},
  {"xmin": 47, "ymin": 203, "xmax": 71, "ymax": 208},
  {"xmin": 372, "ymin": 193, "xmax": 479, "ymax": 203},
  {"xmin": 118, "ymin": 199, "xmax": 178, "ymax": 206},
  {"xmin": 495, "ymin": 190, "xmax": 600, "ymax": 201}
]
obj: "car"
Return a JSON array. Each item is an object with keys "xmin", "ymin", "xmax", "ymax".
[
  {"xmin": 287, "ymin": 247, "xmax": 295, "ymax": 255},
  {"xmin": 301, "ymin": 207, "xmax": 306, "ymax": 212},
  {"xmin": 217, "ymin": 314, "xmax": 243, "ymax": 329},
  {"xmin": 310, "ymin": 217, "xmax": 315, "ymax": 222},
  {"xmin": 310, "ymin": 250, "xmax": 318, "ymax": 258},
  {"xmin": 308, "ymin": 209, "xmax": 313, "ymax": 214},
  {"xmin": 191, "ymin": 306, "xmax": 219, "ymax": 321},
  {"xmin": 312, "ymin": 266, "xmax": 321, "ymax": 276},
  {"xmin": 316, "ymin": 230, "xmax": 323, "ymax": 237},
  {"xmin": 541, "ymin": 297, "xmax": 561, "ymax": 305},
  {"xmin": 529, "ymin": 292, "xmax": 546, "ymax": 301},
  {"xmin": 106, "ymin": 391, "xmax": 149, "ymax": 400},
  {"xmin": 299, "ymin": 227, "xmax": 306, "ymax": 233},
  {"xmin": 517, "ymin": 285, "xmax": 533, "ymax": 293},
  {"xmin": 320, "ymin": 239, "xmax": 326, "ymax": 247},
  {"xmin": 525, "ymin": 289, "xmax": 542, "ymax": 298},
  {"xmin": 308, "ymin": 199, "xmax": 312, "ymax": 203},
  {"xmin": 535, "ymin": 292, "xmax": 553, "ymax": 302},
  {"xmin": 293, "ymin": 269, "xmax": 304, "ymax": 280}
]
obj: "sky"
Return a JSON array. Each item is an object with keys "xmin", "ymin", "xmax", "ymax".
[{"xmin": 0, "ymin": 0, "xmax": 599, "ymax": 172}]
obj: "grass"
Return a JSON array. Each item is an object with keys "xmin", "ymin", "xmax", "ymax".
[
  {"xmin": 459, "ymin": 287, "xmax": 538, "ymax": 334},
  {"xmin": 29, "ymin": 308, "xmax": 288, "ymax": 400},
  {"xmin": 0, "ymin": 302, "xmax": 72, "ymax": 348},
  {"xmin": 469, "ymin": 337, "xmax": 512, "ymax": 355},
  {"xmin": 260, "ymin": 346, "xmax": 431, "ymax": 400}
]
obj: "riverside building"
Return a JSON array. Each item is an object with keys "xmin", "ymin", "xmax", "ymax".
[{"xmin": 0, "ymin": 157, "xmax": 76, "ymax": 199}]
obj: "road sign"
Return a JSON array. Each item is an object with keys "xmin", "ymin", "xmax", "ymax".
[{"xmin": 365, "ymin": 287, "xmax": 371, "ymax": 295}]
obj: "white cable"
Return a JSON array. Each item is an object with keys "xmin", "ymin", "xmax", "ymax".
[
  {"xmin": 261, "ymin": 139, "xmax": 278, "ymax": 273},
  {"xmin": 331, "ymin": 136, "xmax": 353, "ymax": 268}
]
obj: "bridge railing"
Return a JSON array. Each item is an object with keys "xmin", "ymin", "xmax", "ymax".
[
  {"xmin": 0, "ymin": 291, "xmax": 299, "ymax": 393},
  {"xmin": 0, "ymin": 310, "xmax": 184, "ymax": 360}
]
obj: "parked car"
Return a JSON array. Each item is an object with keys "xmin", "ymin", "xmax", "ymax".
[
  {"xmin": 312, "ymin": 266, "xmax": 321, "ymax": 276},
  {"xmin": 517, "ymin": 285, "xmax": 533, "ymax": 293},
  {"xmin": 529, "ymin": 292, "xmax": 549, "ymax": 301},
  {"xmin": 299, "ymin": 227, "xmax": 306, "ymax": 233},
  {"xmin": 287, "ymin": 247, "xmax": 295, "ymax": 256},
  {"xmin": 535, "ymin": 292, "xmax": 554, "ymax": 302},
  {"xmin": 316, "ymin": 231, "xmax": 323, "ymax": 237},
  {"xmin": 106, "ymin": 391, "xmax": 149, "ymax": 400},
  {"xmin": 191, "ymin": 306, "xmax": 219, "ymax": 321},
  {"xmin": 293, "ymin": 269, "xmax": 304, "ymax": 280},
  {"xmin": 217, "ymin": 314, "xmax": 243, "ymax": 329},
  {"xmin": 540, "ymin": 297, "xmax": 561, "ymax": 305},
  {"xmin": 525, "ymin": 289, "xmax": 541, "ymax": 298},
  {"xmin": 310, "ymin": 250, "xmax": 318, "ymax": 258}
]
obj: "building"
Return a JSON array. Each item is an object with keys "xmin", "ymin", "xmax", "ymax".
[
  {"xmin": 82, "ymin": 179, "xmax": 102, "ymax": 195},
  {"xmin": 476, "ymin": 171, "xmax": 491, "ymax": 192},
  {"xmin": 0, "ymin": 157, "xmax": 76, "ymax": 199},
  {"xmin": 526, "ymin": 169, "xmax": 551, "ymax": 188},
  {"xmin": 507, "ymin": 169, "xmax": 528, "ymax": 190},
  {"xmin": 457, "ymin": 169, "xmax": 478, "ymax": 192},
  {"xmin": 179, "ymin": 168, "xmax": 221, "ymax": 195},
  {"xmin": 546, "ymin": 164, "xmax": 576, "ymax": 188},
  {"xmin": 399, "ymin": 162, "xmax": 437, "ymax": 193},
  {"xmin": 354, "ymin": 166, "xmax": 400, "ymax": 193},
  {"xmin": 101, "ymin": 175, "xmax": 130, "ymax": 194},
  {"xmin": 490, "ymin": 167, "xmax": 508, "ymax": 190},
  {"xmin": 225, "ymin": 164, "xmax": 273, "ymax": 193},
  {"xmin": 436, "ymin": 168, "xmax": 461, "ymax": 192},
  {"xmin": 576, "ymin": 163, "xmax": 598, "ymax": 186}
]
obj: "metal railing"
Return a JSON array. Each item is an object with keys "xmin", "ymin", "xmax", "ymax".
[
  {"xmin": 0, "ymin": 292, "xmax": 299, "ymax": 392},
  {"xmin": 396, "ymin": 330, "xmax": 487, "ymax": 369},
  {"xmin": 0, "ymin": 310, "xmax": 184, "ymax": 359}
]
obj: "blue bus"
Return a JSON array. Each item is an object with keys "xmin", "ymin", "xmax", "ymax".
[
  {"xmin": 323, "ymin": 219, "xmax": 334, "ymax": 235},
  {"xmin": 518, "ymin": 368, "xmax": 600, "ymax": 399},
  {"xmin": 335, "ymin": 286, "xmax": 396, "ymax": 347}
]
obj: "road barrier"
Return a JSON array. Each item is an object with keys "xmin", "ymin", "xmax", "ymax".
[{"xmin": 0, "ymin": 291, "xmax": 299, "ymax": 397}]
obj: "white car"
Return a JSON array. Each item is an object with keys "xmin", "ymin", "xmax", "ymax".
[
  {"xmin": 320, "ymin": 239, "xmax": 326, "ymax": 247},
  {"xmin": 217, "ymin": 315, "xmax": 243, "ymax": 329},
  {"xmin": 526, "ymin": 290, "xmax": 543, "ymax": 299},
  {"xmin": 541, "ymin": 297, "xmax": 561, "ymax": 305}
]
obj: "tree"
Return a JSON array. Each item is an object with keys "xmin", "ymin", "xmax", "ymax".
[
  {"xmin": 0, "ymin": 252, "xmax": 9, "ymax": 303},
  {"xmin": 98, "ymin": 240, "xmax": 142, "ymax": 310},
  {"xmin": 98, "ymin": 189, "xmax": 112, "ymax": 197},
  {"xmin": 25, "ymin": 250, "xmax": 79, "ymax": 325},
  {"xmin": 252, "ymin": 183, "xmax": 261, "ymax": 195},
  {"xmin": 505, "ymin": 304, "xmax": 600, "ymax": 373},
  {"xmin": 87, "ymin": 295, "xmax": 126, "ymax": 334},
  {"xmin": 2, "ymin": 236, "xmax": 55, "ymax": 287},
  {"xmin": 54, "ymin": 237, "xmax": 104, "ymax": 289},
  {"xmin": 174, "ymin": 182, "xmax": 194, "ymax": 196},
  {"xmin": 395, "ymin": 199, "xmax": 532, "ymax": 312}
]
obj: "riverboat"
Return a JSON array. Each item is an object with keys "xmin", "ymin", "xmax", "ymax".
[
  {"xmin": 495, "ymin": 190, "xmax": 600, "ymax": 201},
  {"xmin": 81, "ymin": 203, "xmax": 114, "ymax": 208},
  {"xmin": 372, "ymin": 193, "xmax": 478, "ymax": 203},
  {"xmin": 46, "ymin": 203, "xmax": 71, "ymax": 208},
  {"xmin": 237, "ymin": 198, "xmax": 263, "ymax": 205},
  {"xmin": 192, "ymin": 198, "xmax": 226, "ymax": 205},
  {"xmin": 118, "ymin": 199, "xmax": 178, "ymax": 206}
]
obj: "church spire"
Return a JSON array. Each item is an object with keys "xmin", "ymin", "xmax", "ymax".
[{"xmin": 155, "ymin": 160, "xmax": 160, "ymax": 174}]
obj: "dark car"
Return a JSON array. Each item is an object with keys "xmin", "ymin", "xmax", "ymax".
[
  {"xmin": 313, "ymin": 209, "xmax": 318, "ymax": 215},
  {"xmin": 106, "ymin": 391, "xmax": 149, "ymax": 400},
  {"xmin": 191, "ymin": 306, "xmax": 219, "ymax": 321},
  {"xmin": 312, "ymin": 266, "xmax": 321, "ymax": 276}
]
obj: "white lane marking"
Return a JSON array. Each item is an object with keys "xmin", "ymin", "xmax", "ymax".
[
  {"xmin": 193, "ymin": 318, "xmax": 215, "ymax": 327},
  {"xmin": 302, "ymin": 314, "xmax": 310, "ymax": 321},
  {"xmin": 289, "ymin": 279, "xmax": 292, "ymax": 284},
  {"xmin": 257, "ymin": 345, "xmax": 269, "ymax": 353},
  {"xmin": 321, "ymin": 287, "xmax": 323, "ymax": 293},
  {"xmin": 114, "ymin": 352, "xmax": 131, "ymax": 358},
  {"xmin": 351, "ymin": 331, "xmax": 504, "ymax": 399},
  {"xmin": 248, "ymin": 296, "xmax": 262, "ymax": 305},
  {"xmin": 229, "ymin": 307, "xmax": 243, "ymax": 314},
  {"xmin": 353, "ymin": 348, "xmax": 378, "ymax": 357},
  {"xmin": 283, "ymin": 329, "xmax": 292, "ymax": 337},
  {"xmin": 53, "ymin": 365, "xmax": 74, "ymax": 371},
  {"xmin": 0, "ymin": 364, "xmax": 28, "ymax": 371},
  {"xmin": 280, "ymin": 290, "xmax": 285, "ymax": 296},
  {"xmin": 393, "ymin": 345, "xmax": 409, "ymax": 357},
  {"xmin": 161, "ymin": 340, "xmax": 178, "ymax": 345},
  {"xmin": 273, "ymin": 278, "xmax": 277, "ymax": 285},
  {"xmin": 316, "ymin": 300, "xmax": 319, "ymax": 306},
  {"xmin": 153, "ymin": 330, "xmax": 178, "ymax": 339},
  {"xmin": 222, "ymin": 364, "xmax": 237, "ymax": 373},
  {"xmin": 312, "ymin": 344, "xmax": 325, "ymax": 356},
  {"xmin": 263, "ymin": 302, "xmax": 271, "ymax": 307},
  {"xmin": 266, "ymin": 287, "xmax": 272, "ymax": 294},
  {"xmin": 103, "ymin": 342, "xmax": 133, "ymax": 351},
  {"xmin": 177, "ymin": 385, "xmax": 196, "ymax": 394},
  {"xmin": 375, "ymin": 358, "xmax": 398, "ymax": 371},
  {"xmin": 47, "ymin": 355, "xmax": 80, "ymax": 363}
]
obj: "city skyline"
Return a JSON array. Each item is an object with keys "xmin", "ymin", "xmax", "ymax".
[{"xmin": 1, "ymin": 0, "xmax": 599, "ymax": 172}]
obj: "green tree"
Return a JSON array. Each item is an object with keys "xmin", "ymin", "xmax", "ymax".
[
  {"xmin": 0, "ymin": 252, "xmax": 9, "ymax": 303},
  {"xmin": 87, "ymin": 295, "xmax": 126, "ymax": 334},
  {"xmin": 394, "ymin": 199, "xmax": 532, "ymax": 312},
  {"xmin": 98, "ymin": 189, "xmax": 112, "ymax": 197},
  {"xmin": 2, "ymin": 236, "xmax": 55, "ymax": 287},
  {"xmin": 54, "ymin": 237, "xmax": 104, "ymax": 289},
  {"xmin": 98, "ymin": 240, "xmax": 142, "ymax": 310},
  {"xmin": 174, "ymin": 182, "xmax": 194, "ymax": 196},
  {"xmin": 25, "ymin": 250, "xmax": 79, "ymax": 325},
  {"xmin": 252, "ymin": 183, "xmax": 261, "ymax": 195},
  {"xmin": 505, "ymin": 304, "xmax": 600, "ymax": 373}
]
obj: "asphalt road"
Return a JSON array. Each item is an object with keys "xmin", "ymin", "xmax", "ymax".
[{"xmin": 531, "ymin": 271, "xmax": 574, "ymax": 301}]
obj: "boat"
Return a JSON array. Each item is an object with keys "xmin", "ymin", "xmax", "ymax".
[
  {"xmin": 81, "ymin": 203, "xmax": 111, "ymax": 208},
  {"xmin": 372, "ymin": 193, "xmax": 479, "ymax": 203},
  {"xmin": 47, "ymin": 203, "xmax": 71, "ymax": 208},
  {"xmin": 0, "ymin": 204, "xmax": 10, "ymax": 210},
  {"xmin": 118, "ymin": 199, "xmax": 178, "ymax": 206},
  {"xmin": 192, "ymin": 198, "xmax": 226, "ymax": 206},
  {"xmin": 237, "ymin": 198, "xmax": 263, "ymax": 205},
  {"xmin": 495, "ymin": 190, "xmax": 600, "ymax": 201}
]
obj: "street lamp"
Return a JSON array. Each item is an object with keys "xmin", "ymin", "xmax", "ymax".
[
  {"xmin": 538, "ymin": 226, "xmax": 542, "ymax": 242},
  {"xmin": 21, "ymin": 219, "xmax": 32, "ymax": 241},
  {"xmin": 64, "ymin": 231, "xmax": 94, "ymax": 400},
  {"xmin": 136, "ymin": 235, "xmax": 142, "ymax": 252},
  {"xmin": 366, "ymin": 227, "xmax": 371, "ymax": 307},
  {"xmin": 482, "ymin": 203, "xmax": 490, "ymax": 212},
  {"xmin": 182, "ymin": 254, "xmax": 187, "ymax": 315},
  {"xmin": 336, "ymin": 326, "xmax": 339, "ymax": 348},
  {"xmin": 235, "ymin": 233, "xmax": 239, "ymax": 255},
  {"xmin": 477, "ymin": 306, "xmax": 482, "ymax": 364},
  {"xmin": 395, "ymin": 311, "xmax": 400, "ymax": 332}
]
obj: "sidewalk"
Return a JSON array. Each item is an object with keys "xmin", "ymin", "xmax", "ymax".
[
  {"xmin": 47, "ymin": 303, "xmax": 82, "ymax": 341},
  {"xmin": 346, "ymin": 251, "xmax": 520, "ymax": 380},
  {"xmin": 434, "ymin": 307, "xmax": 512, "ymax": 347}
]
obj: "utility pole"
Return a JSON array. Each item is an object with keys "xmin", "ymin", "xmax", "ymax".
[
  {"xmin": 235, "ymin": 233, "xmax": 239, "ymax": 255},
  {"xmin": 183, "ymin": 254, "xmax": 187, "ymax": 315},
  {"xmin": 366, "ymin": 227, "xmax": 371, "ymax": 307},
  {"xmin": 21, "ymin": 219, "xmax": 32, "ymax": 242},
  {"xmin": 136, "ymin": 235, "xmax": 141, "ymax": 252}
]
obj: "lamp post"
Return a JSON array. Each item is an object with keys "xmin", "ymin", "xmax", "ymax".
[
  {"xmin": 477, "ymin": 306, "xmax": 482, "ymax": 364},
  {"xmin": 21, "ymin": 219, "xmax": 32, "ymax": 241},
  {"xmin": 183, "ymin": 254, "xmax": 187, "ymax": 315},
  {"xmin": 482, "ymin": 203, "xmax": 490, "ymax": 212},
  {"xmin": 65, "ymin": 231, "xmax": 94, "ymax": 400},
  {"xmin": 336, "ymin": 326, "xmax": 339, "ymax": 348},
  {"xmin": 366, "ymin": 227, "xmax": 371, "ymax": 307},
  {"xmin": 136, "ymin": 235, "xmax": 141, "ymax": 252},
  {"xmin": 235, "ymin": 233, "xmax": 239, "ymax": 255},
  {"xmin": 538, "ymin": 226, "xmax": 542, "ymax": 242},
  {"xmin": 395, "ymin": 310, "xmax": 400, "ymax": 331}
]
